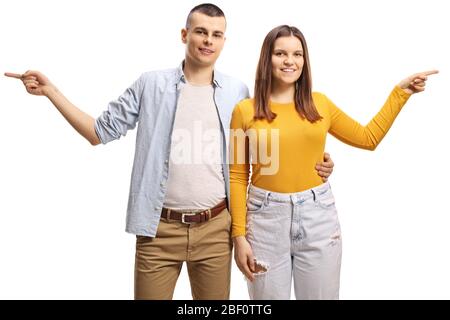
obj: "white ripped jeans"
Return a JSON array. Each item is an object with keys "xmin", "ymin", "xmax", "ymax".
[{"xmin": 246, "ymin": 181, "xmax": 342, "ymax": 300}]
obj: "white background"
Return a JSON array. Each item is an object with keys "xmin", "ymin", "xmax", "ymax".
[{"xmin": 1, "ymin": 0, "xmax": 449, "ymax": 299}]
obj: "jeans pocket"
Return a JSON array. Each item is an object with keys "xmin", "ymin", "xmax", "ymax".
[
  {"xmin": 317, "ymin": 189, "xmax": 336, "ymax": 209},
  {"xmin": 247, "ymin": 197, "xmax": 266, "ymax": 213},
  {"xmin": 318, "ymin": 195, "xmax": 335, "ymax": 208}
]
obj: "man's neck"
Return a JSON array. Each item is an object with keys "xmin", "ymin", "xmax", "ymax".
[{"xmin": 183, "ymin": 59, "xmax": 214, "ymax": 86}]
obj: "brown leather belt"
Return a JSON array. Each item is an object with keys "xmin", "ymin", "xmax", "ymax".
[{"xmin": 161, "ymin": 199, "xmax": 227, "ymax": 224}]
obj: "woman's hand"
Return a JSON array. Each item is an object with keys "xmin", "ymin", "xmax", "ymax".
[
  {"xmin": 398, "ymin": 70, "xmax": 439, "ymax": 94},
  {"xmin": 233, "ymin": 236, "xmax": 256, "ymax": 281}
]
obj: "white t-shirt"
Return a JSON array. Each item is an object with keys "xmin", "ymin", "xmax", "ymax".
[{"xmin": 163, "ymin": 82, "xmax": 226, "ymax": 210}]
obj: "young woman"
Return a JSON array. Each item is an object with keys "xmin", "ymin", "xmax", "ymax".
[{"xmin": 229, "ymin": 25, "xmax": 437, "ymax": 300}]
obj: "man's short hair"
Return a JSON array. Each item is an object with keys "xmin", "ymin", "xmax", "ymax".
[{"xmin": 185, "ymin": 3, "xmax": 226, "ymax": 28}]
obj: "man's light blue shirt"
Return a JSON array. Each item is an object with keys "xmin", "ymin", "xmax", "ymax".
[{"xmin": 95, "ymin": 64, "xmax": 249, "ymax": 236}]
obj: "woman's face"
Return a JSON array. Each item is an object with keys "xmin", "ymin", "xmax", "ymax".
[{"xmin": 271, "ymin": 36, "xmax": 304, "ymax": 87}]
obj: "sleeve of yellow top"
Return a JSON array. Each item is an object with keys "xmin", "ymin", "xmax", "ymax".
[
  {"xmin": 327, "ymin": 86, "xmax": 412, "ymax": 150},
  {"xmin": 229, "ymin": 104, "xmax": 250, "ymax": 237}
]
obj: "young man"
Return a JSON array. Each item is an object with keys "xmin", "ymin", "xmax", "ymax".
[{"xmin": 5, "ymin": 3, "xmax": 334, "ymax": 299}]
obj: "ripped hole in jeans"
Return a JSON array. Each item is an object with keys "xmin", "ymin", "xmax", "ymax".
[{"xmin": 253, "ymin": 259, "xmax": 269, "ymax": 275}]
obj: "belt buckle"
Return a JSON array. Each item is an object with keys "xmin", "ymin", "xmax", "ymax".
[{"xmin": 181, "ymin": 211, "xmax": 198, "ymax": 224}]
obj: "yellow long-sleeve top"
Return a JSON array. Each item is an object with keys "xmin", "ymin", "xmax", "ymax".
[{"xmin": 230, "ymin": 86, "xmax": 411, "ymax": 237}]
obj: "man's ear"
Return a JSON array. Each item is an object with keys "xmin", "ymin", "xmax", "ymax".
[{"xmin": 181, "ymin": 28, "xmax": 188, "ymax": 44}]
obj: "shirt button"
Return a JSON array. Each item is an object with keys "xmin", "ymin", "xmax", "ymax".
[
  {"xmin": 164, "ymin": 159, "xmax": 169, "ymax": 164},
  {"xmin": 160, "ymin": 182, "xmax": 165, "ymax": 187}
]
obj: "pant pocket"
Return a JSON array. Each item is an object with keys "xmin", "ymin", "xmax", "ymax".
[
  {"xmin": 246, "ymin": 196, "xmax": 266, "ymax": 213},
  {"xmin": 316, "ymin": 188, "xmax": 336, "ymax": 209}
]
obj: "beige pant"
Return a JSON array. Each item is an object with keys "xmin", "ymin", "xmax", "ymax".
[{"xmin": 134, "ymin": 208, "xmax": 232, "ymax": 300}]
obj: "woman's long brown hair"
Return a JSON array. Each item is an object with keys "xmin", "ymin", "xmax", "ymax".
[{"xmin": 254, "ymin": 25, "xmax": 322, "ymax": 123}]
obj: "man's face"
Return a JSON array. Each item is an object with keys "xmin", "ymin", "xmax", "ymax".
[{"xmin": 182, "ymin": 12, "xmax": 226, "ymax": 68}]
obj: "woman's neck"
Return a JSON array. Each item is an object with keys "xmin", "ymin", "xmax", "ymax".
[{"xmin": 270, "ymin": 82, "xmax": 296, "ymax": 104}]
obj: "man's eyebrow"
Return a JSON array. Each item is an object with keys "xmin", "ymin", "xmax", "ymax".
[{"xmin": 193, "ymin": 27, "xmax": 224, "ymax": 35}]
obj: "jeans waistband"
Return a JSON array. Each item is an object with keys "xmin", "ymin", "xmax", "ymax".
[{"xmin": 248, "ymin": 182, "xmax": 331, "ymax": 203}]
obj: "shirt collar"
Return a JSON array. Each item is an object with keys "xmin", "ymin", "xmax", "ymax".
[{"xmin": 176, "ymin": 61, "xmax": 223, "ymax": 88}]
